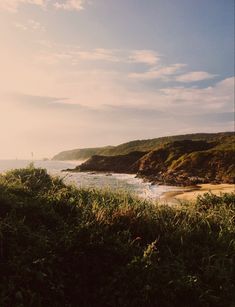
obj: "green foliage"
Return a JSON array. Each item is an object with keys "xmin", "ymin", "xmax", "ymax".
[
  {"xmin": 195, "ymin": 192, "xmax": 235, "ymax": 210},
  {"xmin": 0, "ymin": 167, "xmax": 234, "ymax": 306}
]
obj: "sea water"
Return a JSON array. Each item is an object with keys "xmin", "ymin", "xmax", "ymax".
[{"xmin": 0, "ymin": 160, "xmax": 179, "ymax": 200}]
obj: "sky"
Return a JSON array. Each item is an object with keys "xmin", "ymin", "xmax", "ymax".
[{"xmin": 0, "ymin": 0, "xmax": 234, "ymax": 159}]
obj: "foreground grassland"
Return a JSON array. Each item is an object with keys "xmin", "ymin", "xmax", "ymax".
[{"xmin": 0, "ymin": 166, "xmax": 234, "ymax": 307}]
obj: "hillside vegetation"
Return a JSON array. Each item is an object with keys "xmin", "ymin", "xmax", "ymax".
[
  {"xmin": 0, "ymin": 166, "xmax": 235, "ymax": 307},
  {"xmin": 53, "ymin": 132, "xmax": 234, "ymax": 160},
  {"xmin": 74, "ymin": 135, "xmax": 235, "ymax": 185}
]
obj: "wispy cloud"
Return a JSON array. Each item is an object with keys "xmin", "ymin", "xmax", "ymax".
[
  {"xmin": 14, "ymin": 19, "xmax": 45, "ymax": 31},
  {"xmin": 129, "ymin": 50, "xmax": 161, "ymax": 65},
  {"xmin": 54, "ymin": 0, "xmax": 85, "ymax": 11},
  {"xmin": 176, "ymin": 71, "xmax": 217, "ymax": 83},
  {"xmin": 129, "ymin": 63, "xmax": 186, "ymax": 80},
  {"xmin": 160, "ymin": 77, "xmax": 234, "ymax": 111},
  {"xmin": 36, "ymin": 47, "xmax": 120, "ymax": 65},
  {"xmin": 74, "ymin": 48, "xmax": 119, "ymax": 62},
  {"xmin": 33, "ymin": 41, "xmax": 220, "ymax": 87},
  {"xmin": 8, "ymin": 93, "xmax": 68, "ymax": 106},
  {"xmin": 0, "ymin": 0, "xmax": 46, "ymax": 12},
  {"xmin": 0, "ymin": 0, "xmax": 86, "ymax": 12},
  {"xmin": 37, "ymin": 47, "xmax": 163, "ymax": 66}
]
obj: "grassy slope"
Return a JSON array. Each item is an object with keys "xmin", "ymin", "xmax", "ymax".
[
  {"xmin": 53, "ymin": 132, "xmax": 234, "ymax": 160},
  {"xmin": 0, "ymin": 166, "xmax": 235, "ymax": 307}
]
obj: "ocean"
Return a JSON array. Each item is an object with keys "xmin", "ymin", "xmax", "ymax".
[{"xmin": 0, "ymin": 160, "xmax": 180, "ymax": 200}]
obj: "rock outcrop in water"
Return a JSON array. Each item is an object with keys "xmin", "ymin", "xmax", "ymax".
[{"xmin": 69, "ymin": 135, "xmax": 235, "ymax": 186}]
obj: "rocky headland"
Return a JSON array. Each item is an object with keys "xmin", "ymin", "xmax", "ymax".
[{"xmin": 62, "ymin": 133, "xmax": 235, "ymax": 186}]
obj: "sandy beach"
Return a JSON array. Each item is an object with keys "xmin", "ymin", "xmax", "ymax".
[{"xmin": 162, "ymin": 183, "xmax": 235, "ymax": 202}]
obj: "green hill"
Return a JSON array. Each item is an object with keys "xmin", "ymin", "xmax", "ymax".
[
  {"xmin": 69, "ymin": 134, "xmax": 235, "ymax": 185},
  {"xmin": 53, "ymin": 132, "xmax": 234, "ymax": 160}
]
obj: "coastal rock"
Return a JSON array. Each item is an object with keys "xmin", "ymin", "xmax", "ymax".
[{"xmin": 76, "ymin": 151, "xmax": 146, "ymax": 173}]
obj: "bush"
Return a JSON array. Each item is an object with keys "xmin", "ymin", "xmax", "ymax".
[
  {"xmin": 196, "ymin": 192, "xmax": 235, "ymax": 210},
  {"xmin": 0, "ymin": 167, "xmax": 234, "ymax": 306}
]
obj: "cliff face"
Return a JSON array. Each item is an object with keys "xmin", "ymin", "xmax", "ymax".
[
  {"xmin": 69, "ymin": 136, "xmax": 235, "ymax": 186},
  {"xmin": 136, "ymin": 147, "xmax": 235, "ymax": 186},
  {"xmin": 77, "ymin": 151, "xmax": 146, "ymax": 173}
]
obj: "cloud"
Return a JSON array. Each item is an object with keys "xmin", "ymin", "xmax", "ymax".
[
  {"xmin": 176, "ymin": 71, "xmax": 217, "ymax": 83},
  {"xmin": 160, "ymin": 77, "xmax": 234, "ymax": 112},
  {"xmin": 14, "ymin": 22, "xmax": 28, "ymax": 30},
  {"xmin": 0, "ymin": 0, "xmax": 46, "ymax": 12},
  {"xmin": 36, "ymin": 48, "xmax": 120, "ymax": 65},
  {"xmin": 1, "ymin": 73, "xmax": 233, "ymax": 159},
  {"xmin": 7, "ymin": 93, "xmax": 68, "ymax": 106},
  {"xmin": 14, "ymin": 19, "xmax": 45, "ymax": 31},
  {"xmin": 129, "ymin": 50, "xmax": 161, "ymax": 65},
  {"xmin": 129, "ymin": 63, "xmax": 186, "ymax": 80},
  {"xmin": 0, "ymin": 0, "xmax": 86, "ymax": 12},
  {"xmin": 74, "ymin": 48, "xmax": 119, "ymax": 62},
  {"xmin": 37, "ymin": 47, "xmax": 162, "ymax": 66},
  {"xmin": 54, "ymin": 0, "xmax": 85, "ymax": 11}
]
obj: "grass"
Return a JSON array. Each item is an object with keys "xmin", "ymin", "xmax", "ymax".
[{"xmin": 0, "ymin": 165, "xmax": 234, "ymax": 306}]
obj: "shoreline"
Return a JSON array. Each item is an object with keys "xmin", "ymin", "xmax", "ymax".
[
  {"xmin": 1, "ymin": 161, "xmax": 234, "ymax": 202},
  {"xmin": 64, "ymin": 168, "xmax": 235, "ymax": 201},
  {"xmin": 161, "ymin": 183, "xmax": 235, "ymax": 202}
]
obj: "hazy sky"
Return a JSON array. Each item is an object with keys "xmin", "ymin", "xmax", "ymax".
[{"xmin": 0, "ymin": 0, "xmax": 234, "ymax": 159}]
